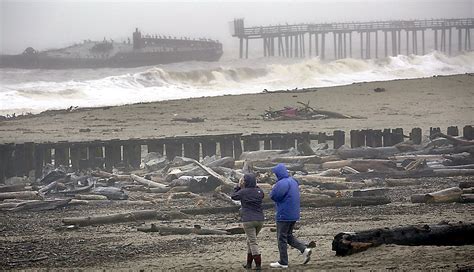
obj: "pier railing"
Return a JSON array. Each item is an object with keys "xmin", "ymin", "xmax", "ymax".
[
  {"xmin": 231, "ymin": 18, "xmax": 474, "ymax": 59},
  {"xmin": 0, "ymin": 125, "xmax": 472, "ymax": 182}
]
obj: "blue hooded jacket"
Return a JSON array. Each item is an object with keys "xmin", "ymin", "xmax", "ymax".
[{"xmin": 270, "ymin": 163, "xmax": 300, "ymax": 221}]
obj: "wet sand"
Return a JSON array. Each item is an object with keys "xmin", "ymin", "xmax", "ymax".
[{"xmin": 0, "ymin": 73, "xmax": 473, "ymax": 144}]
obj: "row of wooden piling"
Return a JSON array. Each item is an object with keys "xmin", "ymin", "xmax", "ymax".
[{"xmin": 0, "ymin": 125, "xmax": 472, "ymax": 182}]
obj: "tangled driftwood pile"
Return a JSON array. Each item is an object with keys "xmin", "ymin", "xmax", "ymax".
[{"xmin": 0, "ymin": 131, "xmax": 472, "ymax": 241}]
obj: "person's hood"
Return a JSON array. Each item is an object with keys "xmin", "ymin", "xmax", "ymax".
[
  {"xmin": 272, "ymin": 163, "xmax": 289, "ymax": 180},
  {"xmin": 244, "ymin": 173, "xmax": 257, "ymax": 188}
]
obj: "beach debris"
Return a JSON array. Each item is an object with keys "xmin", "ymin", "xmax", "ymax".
[
  {"xmin": 332, "ymin": 222, "xmax": 474, "ymax": 256},
  {"xmin": 262, "ymin": 101, "xmax": 356, "ymax": 121},
  {"xmin": 373, "ymin": 87, "xmax": 386, "ymax": 92},
  {"xmin": 137, "ymin": 223, "xmax": 230, "ymax": 235}
]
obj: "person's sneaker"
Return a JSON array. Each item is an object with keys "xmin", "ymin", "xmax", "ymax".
[
  {"xmin": 270, "ymin": 261, "xmax": 288, "ymax": 268},
  {"xmin": 302, "ymin": 248, "xmax": 312, "ymax": 264}
]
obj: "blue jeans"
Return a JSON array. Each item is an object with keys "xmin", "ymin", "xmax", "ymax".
[{"xmin": 276, "ymin": 221, "xmax": 306, "ymax": 265}]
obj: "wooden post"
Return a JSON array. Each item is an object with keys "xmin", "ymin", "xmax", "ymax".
[
  {"xmin": 123, "ymin": 139, "xmax": 141, "ymax": 169},
  {"xmin": 243, "ymin": 135, "xmax": 259, "ymax": 151},
  {"xmin": 365, "ymin": 130, "xmax": 375, "ymax": 147},
  {"xmin": 447, "ymin": 126, "xmax": 459, "ymax": 136},
  {"xmin": 410, "ymin": 127, "xmax": 422, "ymax": 145},
  {"xmin": 34, "ymin": 144, "xmax": 45, "ymax": 179},
  {"xmin": 271, "ymin": 135, "xmax": 284, "ymax": 150},
  {"xmin": 89, "ymin": 141, "xmax": 104, "ymax": 169},
  {"xmin": 13, "ymin": 144, "xmax": 26, "ymax": 177},
  {"xmin": 183, "ymin": 139, "xmax": 200, "ymax": 160},
  {"xmin": 69, "ymin": 143, "xmax": 80, "ymax": 170},
  {"xmin": 233, "ymin": 136, "xmax": 243, "ymax": 159},
  {"xmin": 219, "ymin": 137, "xmax": 234, "ymax": 158},
  {"xmin": 350, "ymin": 130, "xmax": 363, "ymax": 148},
  {"xmin": 373, "ymin": 130, "xmax": 383, "ymax": 147},
  {"xmin": 318, "ymin": 132, "xmax": 327, "ymax": 144},
  {"xmin": 264, "ymin": 139, "xmax": 272, "ymax": 150},
  {"xmin": 392, "ymin": 128, "xmax": 404, "ymax": 144},
  {"xmin": 284, "ymin": 135, "xmax": 296, "ymax": 149},
  {"xmin": 164, "ymin": 139, "xmax": 180, "ymax": 161},
  {"xmin": 201, "ymin": 139, "xmax": 217, "ymax": 158},
  {"xmin": 44, "ymin": 145, "xmax": 52, "ymax": 165},
  {"xmin": 383, "ymin": 129, "xmax": 393, "ymax": 147},
  {"xmin": 0, "ymin": 145, "xmax": 7, "ymax": 183},
  {"xmin": 333, "ymin": 130, "xmax": 345, "ymax": 149},
  {"xmin": 4, "ymin": 144, "xmax": 15, "ymax": 179},
  {"xmin": 296, "ymin": 132, "xmax": 311, "ymax": 147},
  {"xmin": 23, "ymin": 142, "xmax": 35, "ymax": 177},
  {"xmin": 463, "ymin": 125, "xmax": 473, "ymax": 140},
  {"xmin": 104, "ymin": 140, "xmax": 122, "ymax": 171},
  {"xmin": 54, "ymin": 142, "xmax": 69, "ymax": 168}
]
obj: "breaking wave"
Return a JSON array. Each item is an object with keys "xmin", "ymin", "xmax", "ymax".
[{"xmin": 0, "ymin": 51, "xmax": 473, "ymax": 115}]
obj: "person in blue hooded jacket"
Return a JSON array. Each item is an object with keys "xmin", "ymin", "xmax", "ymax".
[
  {"xmin": 231, "ymin": 173, "xmax": 264, "ymax": 270},
  {"xmin": 269, "ymin": 163, "xmax": 312, "ymax": 268}
]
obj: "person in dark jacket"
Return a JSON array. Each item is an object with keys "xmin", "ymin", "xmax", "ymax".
[
  {"xmin": 269, "ymin": 163, "xmax": 312, "ymax": 268},
  {"xmin": 231, "ymin": 173, "xmax": 265, "ymax": 270}
]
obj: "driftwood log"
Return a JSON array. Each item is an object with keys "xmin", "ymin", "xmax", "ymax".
[
  {"xmin": 62, "ymin": 210, "xmax": 188, "ymax": 227},
  {"xmin": 295, "ymin": 175, "xmax": 365, "ymax": 190},
  {"xmin": 0, "ymin": 191, "xmax": 40, "ymax": 201},
  {"xmin": 411, "ymin": 187, "xmax": 463, "ymax": 203},
  {"xmin": 137, "ymin": 224, "xmax": 230, "ymax": 235},
  {"xmin": 459, "ymin": 181, "xmax": 474, "ymax": 189},
  {"xmin": 7, "ymin": 199, "xmax": 71, "ymax": 212},
  {"xmin": 332, "ymin": 222, "xmax": 474, "ymax": 256},
  {"xmin": 131, "ymin": 174, "xmax": 169, "ymax": 189},
  {"xmin": 0, "ymin": 184, "xmax": 28, "ymax": 193},
  {"xmin": 322, "ymin": 159, "xmax": 397, "ymax": 172}
]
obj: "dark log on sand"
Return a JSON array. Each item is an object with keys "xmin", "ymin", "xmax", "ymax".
[
  {"xmin": 411, "ymin": 187, "xmax": 463, "ymax": 203},
  {"xmin": 92, "ymin": 170, "xmax": 131, "ymax": 181},
  {"xmin": 460, "ymin": 194, "xmax": 474, "ymax": 203},
  {"xmin": 62, "ymin": 210, "xmax": 188, "ymax": 227},
  {"xmin": 346, "ymin": 168, "xmax": 474, "ymax": 181},
  {"xmin": 459, "ymin": 181, "xmax": 474, "ymax": 189},
  {"xmin": 332, "ymin": 222, "xmax": 474, "ymax": 256},
  {"xmin": 181, "ymin": 196, "xmax": 390, "ymax": 215},
  {"xmin": 463, "ymin": 188, "xmax": 474, "ymax": 194},
  {"xmin": 8, "ymin": 199, "xmax": 71, "ymax": 212},
  {"xmin": 0, "ymin": 191, "xmax": 40, "ymax": 201},
  {"xmin": 137, "ymin": 223, "xmax": 230, "ymax": 235},
  {"xmin": 38, "ymin": 181, "xmax": 58, "ymax": 195},
  {"xmin": 353, "ymin": 188, "xmax": 389, "ymax": 197},
  {"xmin": 74, "ymin": 194, "xmax": 108, "ymax": 200},
  {"xmin": 0, "ymin": 184, "xmax": 28, "ymax": 193}
]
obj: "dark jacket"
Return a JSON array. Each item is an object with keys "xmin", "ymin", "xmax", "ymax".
[
  {"xmin": 270, "ymin": 163, "xmax": 300, "ymax": 221},
  {"xmin": 231, "ymin": 173, "xmax": 265, "ymax": 222}
]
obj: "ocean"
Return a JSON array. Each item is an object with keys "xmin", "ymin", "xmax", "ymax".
[{"xmin": 0, "ymin": 51, "xmax": 473, "ymax": 116}]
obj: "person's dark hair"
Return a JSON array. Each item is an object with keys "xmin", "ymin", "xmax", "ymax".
[{"xmin": 243, "ymin": 173, "xmax": 257, "ymax": 188}]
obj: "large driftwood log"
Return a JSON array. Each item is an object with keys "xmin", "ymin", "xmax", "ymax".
[
  {"xmin": 332, "ymin": 222, "xmax": 474, "ymax": 256},
  {"xmin": 137, "ymin": 224, "xmax": 230, "ymax": 235},
  {"xmin": 8, "ymin": 199, "xmax": 71, "ymax": 212},
  {"xmin": 295, "ymin": 175, "xmax": 364, "ymax": 190},
  {"xmin": 239, "ymin": 150, "xmax": 297, "ymax": 161},
  {"xmin": 346, "ymin": 168, "xmax": 474, "ymax": 181},
  {"xmin": 322, "ymin": 159, "xmax": 397, "ymax": 172},
  {"xmin": 460, "ymin": 194, "xmax": 474, "ymax": 203},
  {"xmin": 353, "ymin": 188, "xmax": 389, "ymax": 197},
  {"xmin": 62, "ymin": 210, "xmax": 188, "ymax": 227},
  {"xmin": 92, "ymin": 170, "xmax": 131, "ymax": 181},
  {"xmin": 0, "ymin": 191, "xmax": 40, "ymax": 201},
  {"xmin": 0, "ymin": 184, "xmax": 28, "ymax": 193},
  {"xmin": 411, "ymin": 187, "xmax": 463, "ymax": 203},
  {"xmin": 131, "ymin": 174, "xmax": 168, "ymax": 189},
  {"xmin": 459, "ymin": 181, "xmax": 474, "ymax": 189},
  {"xmin": 431, "ymin": 132, "xmax": 474, "ymax": 146}
]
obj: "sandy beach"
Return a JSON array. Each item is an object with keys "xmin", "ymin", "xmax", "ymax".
[
  {"xmin": 0, "ymin": 74, "xmax": 473, "ymax": 271},
  {"xmin": 0, "ymin": 73, "xmax": 473, "ymax": 144}
]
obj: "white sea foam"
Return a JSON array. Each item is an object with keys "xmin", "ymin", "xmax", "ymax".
[{"xmin": 0, "ymin": 51, "xmax": 473, "ymax": 115}]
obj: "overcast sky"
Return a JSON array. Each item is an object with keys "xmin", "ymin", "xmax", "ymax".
[{"xmin": 1, "ymin": 0, "xmax": 473, "ymax": 54}]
